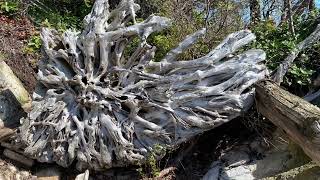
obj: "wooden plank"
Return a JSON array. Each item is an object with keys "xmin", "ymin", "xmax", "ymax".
[{"xmin": 255, "ymin": 80, "xmax": 320, "ymax": 165}]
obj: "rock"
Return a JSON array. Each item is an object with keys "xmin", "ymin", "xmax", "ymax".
[
  {"xmin": 220, "ymin": 146, "xmax": 250, "ymax": 167},
  {"xmin": 220, "ymin": 165, "xmax": 256, "ymax": 180},
  {"xmin": 202, "ymin": 129, "xmax": 320, "ymax": 180},
  {"xmin": 0, "ymin": 90, "xmax": 26, "ymax": 129},
  {"xmin": 3, "ymin": 149, "xmax": 34, "ymax": 167},
  {"xmin": 313, "ymin": 74, "xmax": 320, "ymax": 87},
  {"xmin": 75, "ymin": 170, "xmax": 89, "ymax": 180},
  {"xmin": 202, "ymin": 162, "xmax": 221, "ymax": 180}
]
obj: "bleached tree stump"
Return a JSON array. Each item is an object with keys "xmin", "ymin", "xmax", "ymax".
[{"xmin": 18, "ymin": 0, "xmax": 267, "ymax": 170}]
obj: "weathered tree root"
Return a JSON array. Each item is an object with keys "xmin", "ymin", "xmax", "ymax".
[{"xmin": 18, "ymin": 0, "xmax": 268, "ymax": 170}]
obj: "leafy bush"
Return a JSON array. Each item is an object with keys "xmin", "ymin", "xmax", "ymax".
[
  {"xmin": 251, "ymin": 12, "xmax": 320, "ymax": 94},
  {"xmin": 138, "ymin": 144, "xmax": 166, "ymax": 178},
  {"xmin": 27, "ymin": 0, "xmax": 92, "ymax": 30},
  {"xmin": 0, "ymin": 0, "xmax": 19, "ymax": 15},
  {"xmin": 21, "ymin": 0, "xmax": 93, "ymax": 65},
  {"xmin": 23, "ymin": 35, "xmax": 42, "ymax": 54}
]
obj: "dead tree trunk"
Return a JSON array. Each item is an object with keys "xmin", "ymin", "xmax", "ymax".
[
  {"xmin": 250, "ymin": 0, "xmax": 261, "ymax": 25},
  {"xmin": 287, "ymin": 0, "xmax": 296, "ymax": 38},
  {"xmin": 255, "ymin": 80, "xmax": 320, "ymax": 166}
]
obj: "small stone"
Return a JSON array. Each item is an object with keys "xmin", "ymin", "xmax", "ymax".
[
  {"xmin": 221, "ymin": 165, "xmax": 256, "ymax": 180},
  {"xmin": 249, "ymin": 140, "xmax": 266, "ymax": 154},
  {"xmin": 202, "ymin": 161, "xmax": 221, "ymax": 180},
  {"xmin": 20, "ymin": 171, "xmax": 31, "ymax": 178},
  {"xmin": 0, "ymin": 160, "xmax": 5, "ymax": 166},
  {"xmin": 15, "ymin": 173, "xmax": 21, "ymax": 180},
  {"xmin": 75, "ymin": 170, "xmax": 89, "ymax": 180},
  {"xmin": 7, "ymin": 164, "xmax": 17, "ymax": 172}
]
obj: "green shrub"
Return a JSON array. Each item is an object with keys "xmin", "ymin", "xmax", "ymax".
[
  {"xmin": 251, "ymin": 12, "xmax": 320, "ymax": 94},
  {"xmin": 0, "ymin": 0, "xmax": 19, "ymax": 15},
  {"xmin": 23, "ymin": 35, "xmax": 42, "ymax": 54},
  {"xmin": 27, "ymin": 0, "xmax": 93, "ymax": 30},
  {"xmin": 137, "ymin": 144, "xmax": 167, "ymax": 178}
]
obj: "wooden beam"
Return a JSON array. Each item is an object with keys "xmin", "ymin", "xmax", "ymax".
[{"xmin": 255, "ymin": 80, "xmax": 320, "ymax": 165}]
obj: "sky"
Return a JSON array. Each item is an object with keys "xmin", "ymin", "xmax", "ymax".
[{"xmin": 317, "ymin": 0, "xmax": 320, "ymax": 8}]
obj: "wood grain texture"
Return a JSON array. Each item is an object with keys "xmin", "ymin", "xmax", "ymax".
[
  {"xmin": 256, "ymin": 80, "xmax": 320, "ymax": 165},
  {"xmin": 18, "ymin": 0, "xmax": 267, "ymax": 170}
]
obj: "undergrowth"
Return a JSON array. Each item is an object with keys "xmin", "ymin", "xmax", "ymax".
[
  {"xmin": 251, "ymin": 11, "xmax": 320, "ymax": 95},
  {"xmin": 0, "ymin": 0, "xmax": 19, "ymax": 16},
  {"xmin": 138, "ymin": 144, "xmax": 167, "ymax": 178}
]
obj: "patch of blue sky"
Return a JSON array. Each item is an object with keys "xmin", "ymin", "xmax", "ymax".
[{"xmin": 317, "ymin": 0, "xmax": 320, "ymax": 8}]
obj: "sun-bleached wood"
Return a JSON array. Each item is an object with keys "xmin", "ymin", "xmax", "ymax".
[{"xmin": 18, "ymin": 0, "xmax": 267, "ymax": 170}]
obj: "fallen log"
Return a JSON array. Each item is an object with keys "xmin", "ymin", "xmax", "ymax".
[
  {"xmin": 255, "ymin": 80, "xmax": 320, "ymax": 165},
  {"xmin": 3, "ymin": 149, "xmax": 34, "ymax": 167}
]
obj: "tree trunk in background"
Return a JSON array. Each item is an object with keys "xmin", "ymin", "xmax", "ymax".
[
  {"xmin": 309, "ymin": 0, "xmax": 315, "ymax": 11},
  {"xmin": 250, "ymin": 0, "xmax": 261, "ymax": 25},
  {"xmin": 281, "ymin": 0, "xmax": 288, "ymax": 24},
  {"xmin": 293, "ymin": 0, "xmax": 315, "ymax": 15},
  {"xmin": 287, "ymin": 0, "xmax": 296, "ymax": 38}
]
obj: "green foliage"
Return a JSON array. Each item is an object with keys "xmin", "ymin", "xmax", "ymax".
[
  {"xmin": 27, "ymin": 0, "xmax": 93, "ymax": 31},
  {"xmin": 288, "ymin": 64, "xmax": 315, "ymax": 86},
  {"xmin": 138, "ymin": 144, "xmax": 166, "ymax": 178},
  {"xmin": 251, "ymin": 20, "xmax": 297, "ymax": 70},
  {"xmin": 149, "ymin": 33, "xmax": 175, "ymax": 61},
  {"xmin": 22, "ymin": 0, "xmax": 93, "ymax": 61},
  {"xmin": 146, "ymin": 153, "xmax": 160, "ymax": 177},
  {"xmin": 146, "ymin": 144, "xmax": 166, "ymax": 177},
  {"xmin": 146, "ymin": 0, "xmax": 243, "ymax": 61},
  {"xmin": 123, "ymin": 36, "xmax": 141, "ymax": 59},
  {"xmin": 0, "ymin": 52, "xmax": 9, "ymax": 60},
  {"xmin": 0, "ymin": 0, "xmax": 19, "ymax": 15},
  {"xmin": 251, "ymin": 12, "xmax": 320, "ymax": 93},
  {"xmin": 148, "ymin": 27, "xmax": 212, "ymax": 62},
  {"xmin": 23, "ymin": 35, "xmax": 42, "ymax": 54}
]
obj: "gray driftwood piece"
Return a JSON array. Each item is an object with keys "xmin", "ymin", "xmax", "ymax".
[
  {"xmin": 0, "ymin": 60, "xmax": 32, "ymax": 111},
  {"xmin": 3, "ymin": 149, "xmax": 34, "ymax": 167},
  {"xmin": 256, "ymin": 80, "xmax": 320, "ymax": 166},
  {"xmin": 18, "ymin": 0, "xmax": 267, "ymax": 170},
  {"xmin": 0, "ymin": 60, "xmax": 31, "ymax": 141}
]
